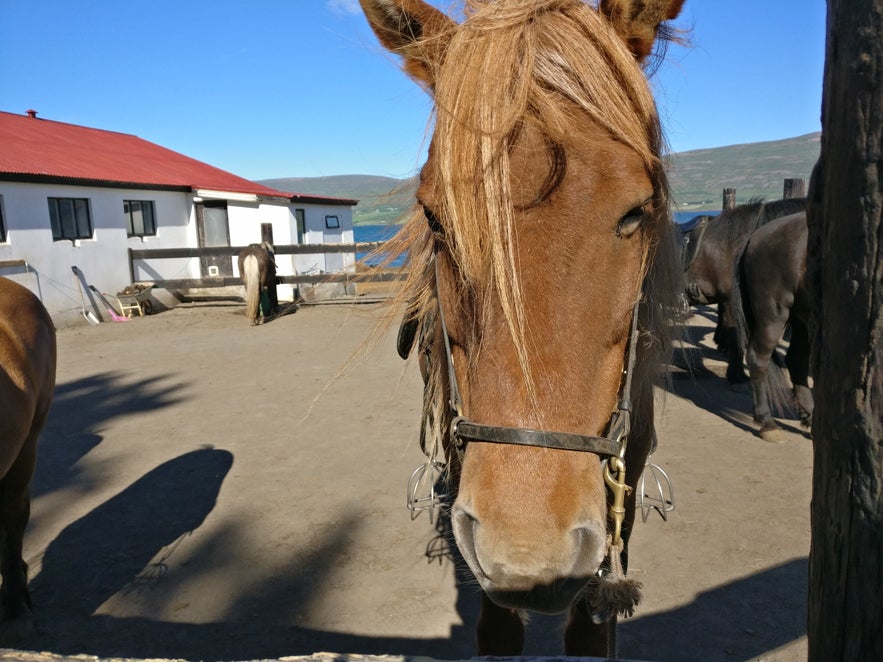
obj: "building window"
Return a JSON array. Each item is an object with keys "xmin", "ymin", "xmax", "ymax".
[
  {"xmin": 295, "ymin": 208, "xmax": 306, "ymax": 243},
  {"xmin": 325, "ymin": 215, "xmax": 340, "ymax": 229},
  {"xmin": 124, "ymin": 200, "xmax": 157, "ymax": 237},
  {"xmin": 48, "ymin": 197, "xmax": 93, "ymax": 241},
  {"xmin": 0, "ymin": 196, "xmax": 6, "ymax": 243}
]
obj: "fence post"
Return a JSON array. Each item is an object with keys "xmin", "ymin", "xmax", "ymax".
[
  {"xmin": 783, "ymin": 178, "xmax": 806, "ymax": 199},
  {"xmin": 722, "ymin": 188, "xmax": 736, "ymax": 211}
]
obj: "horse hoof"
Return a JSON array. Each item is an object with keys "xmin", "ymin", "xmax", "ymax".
[{"xmin": 759, "ymin": 427, "xmax": 786, "ymax": 444}]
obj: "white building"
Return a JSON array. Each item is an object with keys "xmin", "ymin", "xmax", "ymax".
[{"xmin": 0, "ymin": 110, "xmax": 358, "ymax": 326}]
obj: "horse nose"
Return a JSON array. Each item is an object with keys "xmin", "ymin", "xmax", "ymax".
[{"xmin": 451, "ymin": 504, "xmax": 607, "ymax": 612}]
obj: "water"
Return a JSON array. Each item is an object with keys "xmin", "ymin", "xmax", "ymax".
[
  {"xmin": 354, "ymin": 210, "xmax": 721, "ymax": 265},
  {"xmin": 354, "ymin": 224, "xmax": 405, "ymax": 266},
  {"xmin": 674, "ymin": 210, "xmax": 720, "ymax": 225}
]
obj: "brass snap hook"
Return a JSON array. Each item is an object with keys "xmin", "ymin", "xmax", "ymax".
[{"xmin": 604, "ymin": 456, "xmax": 631, "ymax": 546}]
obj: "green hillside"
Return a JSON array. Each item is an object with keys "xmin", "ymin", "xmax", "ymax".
[
  {"xmin": 258, "ymin": 174, "xmax": 417, "ymax": 225},
  {"xmin": 259, "ymin": 132, "xmax": 821, "ymax": 222},
  {"xmin": 666, "ymin": 132, "xmax": 820, "ymax": 210}
]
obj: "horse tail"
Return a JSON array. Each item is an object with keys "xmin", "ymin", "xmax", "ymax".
[
  {"xmin": 243, "ymin": 254, "xmax": 261, "ymax": 325},
  {"xmin": 732, "ymin": 241, "xmax": 793, "ymax": 416}
]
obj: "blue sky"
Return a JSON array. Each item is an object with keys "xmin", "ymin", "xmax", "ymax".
[{"xmin": 1, "ymin": 0, "xmax": 826, "ymax": 182}]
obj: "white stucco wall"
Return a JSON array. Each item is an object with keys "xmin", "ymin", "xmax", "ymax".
[
  {"xmin": 291, "ymin": 204, "xmax": 355, "ymax": 276},
  {"xmin": 0, "ymin": 182, "xmax": 194, "ymax": 326},
  {"xmin": 226, "ymin": 200, "xmax": 296, "ymax": 301},
  {"xmin": 1, "ymin": 182, "xmax": 358, "ymax": 324}
]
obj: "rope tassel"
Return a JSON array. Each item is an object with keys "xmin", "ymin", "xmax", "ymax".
[{"xmin": 590, "ymin": 536, "xmax": 643, "ymax": 620}]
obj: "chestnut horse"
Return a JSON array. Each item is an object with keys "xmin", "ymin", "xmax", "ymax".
[
  {"xmin": 0, "ymin": 277, "xmax": 56, "ymax": 630},
  {"xmin": 731, "ymin": 211, "xmax": 812, "ymax": 442},
  {"xmin": 237, "ymin": 242, "xmax": 278, "ymax": 325},
  {"xmin": 362, "ymin": 0, "xmax": 684, "ymax": 656}
]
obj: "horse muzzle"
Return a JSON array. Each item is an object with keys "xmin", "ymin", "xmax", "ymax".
[{"xmin": 452, "ymin": 505, "xmax": 607, "ymax": 614}]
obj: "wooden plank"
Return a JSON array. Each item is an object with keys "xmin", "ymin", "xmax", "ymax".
[
  {"xmin": 129, "ymin": 242, "xmax": 387, "ymax": 261},
  {"xmin": 146, "ymin": 271, "xmax": 406, "ymax": 290}
]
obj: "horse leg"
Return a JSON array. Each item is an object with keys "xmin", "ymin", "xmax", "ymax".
[
  {"xmin": 0, "ymin": 427, "xmax": 39, "ymax": 629},
  {"xmin": 746, "ymin": 318, "xmax": 787, "ymax": 442},
  {"xmin": 476, "ymin": 592, "xmax": 524, "ymax": 655},
  {"xmin": 713, "ymin": 302, "xmax": 727, "ymax": 351},
  {"xmin": 785, "ymin": 319, "xmax": 814, "ymax": 428},
  {"xmin": 720, "ymin": 303, "xmax": 749, "ymax": 387},
  {"xmin": 266, "ymin": 269, "xmax": 279, "ymax": 313},
  {"xmin": 564, "ymin": 596, "xmax": 610, "ymax": 657}
]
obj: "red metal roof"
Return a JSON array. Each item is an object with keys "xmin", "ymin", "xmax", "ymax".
[{"xmin": 0, "ymin": 111, "xmax": 357, "ymax": 205}]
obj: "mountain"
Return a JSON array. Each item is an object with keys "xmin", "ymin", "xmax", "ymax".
[
  {"xmin": 666, "ymin": 132, "xmax": 820, "ymax": 210},
  {"xmin": 258, "ymin": 132, "xmax": 821, "ymax": 223},
  {"xmin": 258, "ymin": 174, "xmax": 417, "ymax": 225}
]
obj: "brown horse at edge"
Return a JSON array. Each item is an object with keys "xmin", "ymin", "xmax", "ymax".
[{"xmin": 0, "ymin": 277, "xmax": 56, "ymax": 632}]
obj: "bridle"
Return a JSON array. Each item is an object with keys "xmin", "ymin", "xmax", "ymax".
[
  {"xmin": 432, "ymin": 255, "xmax": 641, "ymax": 545},
  {"xmin": 403, "ymin": 232, "xmax": 675, "ymax": 647}
]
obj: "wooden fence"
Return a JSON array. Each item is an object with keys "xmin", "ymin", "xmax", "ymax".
[
  {"xmin": 722, "ymin": 178, "xmax": 806, "ymax": 210},
  {"xmin": 128, "ymin": 241, "xmax": 404, "ymax": 290},
  {"xmin": 131, "ymin": 177, "xmax": 808, "ymax": 291}
]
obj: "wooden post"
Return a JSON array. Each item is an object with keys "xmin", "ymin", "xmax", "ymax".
[
  {"xmin": 806, "ymin": 0, "xmax": 883, "ymax": 659},
  {"xmin": 783, "ymin": 178, "xmax": 806, "ymax": 199},
  {"xmin": 722, "ymin": 188, "xmax": 736, "ymax": 210}
]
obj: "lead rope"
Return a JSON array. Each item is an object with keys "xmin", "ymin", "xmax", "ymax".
[{"xmin": 596, "ymin": 301, "xmax": 644, "ymax": 659}]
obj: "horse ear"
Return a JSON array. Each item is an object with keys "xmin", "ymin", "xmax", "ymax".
[
  {"xmin": 599, "ymin": 0, "xmax": 685, "ymax": 61},
  {"xmin": 359, "ymin": 0, "xmax": 454, "ymax": 88}
]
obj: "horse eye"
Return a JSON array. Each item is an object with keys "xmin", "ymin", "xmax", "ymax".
[
  {"xmin": 616, "ymin": 205, "xmax": 647, "ymax": 238},
  {"xmin": 424, "ymin": 205, "xmax": 445, "ymax": 236}
]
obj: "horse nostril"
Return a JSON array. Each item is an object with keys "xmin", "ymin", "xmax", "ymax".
[
  {"xmin": 571, "ymin": 523, "xmax": 608, "ymax": 577},
  {"xmin": 451, "ymin": 505, "xmax": 484, "ymax": 576},
  {"xmin": 452, "ymin": 506, "xmax": 478, "ymax": 543}
]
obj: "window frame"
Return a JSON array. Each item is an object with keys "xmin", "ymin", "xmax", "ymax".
[
  {"xmin": 48, "ymin": 197, "xmax": 93, "ymax": 242},
  {"xmin": 124, "ymin": 199, "xmax": 158, "ymax": 238},
  {"xmin": 324, "ymin": 214, "xmax": 340, "ymax": 229},
  {"xmin": 295, "ymin": 208, "xmax": 306, "ymax": 243}
]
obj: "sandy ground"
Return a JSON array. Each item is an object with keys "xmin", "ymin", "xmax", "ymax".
[{"xmin": 1, "ymin": 296, "xmax": 812, "ymax": 662}]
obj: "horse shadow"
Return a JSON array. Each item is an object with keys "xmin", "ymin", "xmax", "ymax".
[
  {"xmin": 21, "ymin": 463, "xmax": 478, "ymax": 662},
  {"xmin": 395, "ymin": 511, "xmax": 807, "ymax": 661},
  {"xmin": 620, "ymin": 557, "xmax": 808, "ymax": 661},
  {"xmin": 32, "ymin": 371, "xmax": 188, "ymax": 499},
  {"xmin": 19, "ymin": 446, "xmax": 806, "ymax": 661},
  {"xmin": 667, "ymin": 343, "xmax": 810, "ymax": 440},
  {"xmin": 419, "ymin": 515, "xmax": 807, "ymax": 661},
  {"xmin": 25, "ymin": 447, "xmax": 233, "ymax": 654}
]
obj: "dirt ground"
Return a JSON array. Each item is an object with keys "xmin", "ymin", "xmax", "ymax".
[{"xmin": 2, "ymin": 295, "xmax": 812, "ymax": 662}]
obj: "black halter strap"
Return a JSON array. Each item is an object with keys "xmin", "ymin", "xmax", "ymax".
[{"xmin": 434, "ymin": 255, "xmax": 640, "ymax": 460}]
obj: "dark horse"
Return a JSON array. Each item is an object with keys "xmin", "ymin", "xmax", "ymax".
[
  {"xmin": 0, "ymin": 277, "xmax": 56, "ymax": 632},
  {"xmin": 731, "ymin": 211, "xmax": 812, "ymax": 442},
  {"xmin": 237, "ymin": 242, "xmax": 278, "ymax": 326},
  {"xmin": 362, "ymin": 0, "xmax": 684, "ymax": 657},
  {"xmin": 682, "ymin": 197, "xmax": 807, "ymax": 384}
]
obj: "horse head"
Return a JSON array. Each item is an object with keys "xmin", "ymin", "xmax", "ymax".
[{"xmin": 363, "ymin": 0, "xmax": 683, "ymax": 622}]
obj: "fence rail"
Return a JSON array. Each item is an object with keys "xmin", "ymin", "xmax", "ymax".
[{"xmin": 128, "ymin": 241, "xmax": 403, "ymax": 290}]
